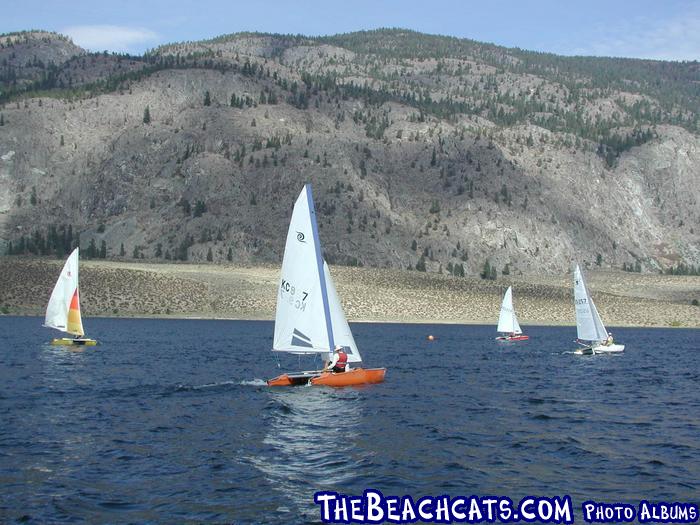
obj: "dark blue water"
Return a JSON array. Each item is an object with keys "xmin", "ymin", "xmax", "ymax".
[{"xmin": 0, "ymin": 317, "xmax": 698, "ymax": 524}]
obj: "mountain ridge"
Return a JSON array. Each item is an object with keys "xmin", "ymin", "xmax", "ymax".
[{"xmin": 0, "ymin": 29, "xmax": 698, "ymax": 276}]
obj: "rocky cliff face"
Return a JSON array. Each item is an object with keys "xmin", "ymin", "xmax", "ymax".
[{"xmin": 0, "ymin": 30, "xmax": 698, "ymax": 275}]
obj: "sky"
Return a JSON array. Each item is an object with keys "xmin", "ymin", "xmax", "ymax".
[{"xmin": 2, "ymin": 0, "xmax": 699, "ymax": 61}]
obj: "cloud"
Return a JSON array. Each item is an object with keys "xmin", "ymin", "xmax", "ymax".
[
  {"xmin": 62, "ymin": 25, "xmax": 159, "ymax": 54},
  {"xmin": 569, "ymin": 9, "xmax": 700, "ymax": 61}
]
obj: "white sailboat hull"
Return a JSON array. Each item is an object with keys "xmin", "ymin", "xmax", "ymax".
[
  {"xmin": 574, "ymin": 343, "xmax": 625, "ymax": 355},
  {"xmin": 592, "ymin": 343, "xmax": 625, "ymax": 354}
]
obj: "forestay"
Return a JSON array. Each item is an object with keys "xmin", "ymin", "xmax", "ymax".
[
  {"xmin": 497, "ymin": 286, "xmax": 522, "ymax": 334},
  {"xmin": 273, "ymin": 185, "xmax": 334, "ymax": 355},
  {"xmin": 573, "ymin": 264, "xmax": 607, "ymax": 343},
  {"xmin": 44, "ymin": 248, "xmax": 84, "ymax": 336}
]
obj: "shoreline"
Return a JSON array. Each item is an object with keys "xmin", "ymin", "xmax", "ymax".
[
  {"xmin": 1, "ymin": 257, "xmax": 699, "ymax": 329},
  {"xmin": 4, "ymin": 312, "xmax": 700, "ymax": 329}
]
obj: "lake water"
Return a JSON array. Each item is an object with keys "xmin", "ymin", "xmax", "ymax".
[{"xmin": 0, "ymin": 317, "xmax": 698, "ymax": 524}]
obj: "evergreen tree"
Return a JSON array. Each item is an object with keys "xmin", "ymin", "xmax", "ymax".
[
  {"xmin": 227, "ymin": 247, "xmax": 233, "ymax": 261},
  {"xmin": 143, "ymin": 105, "xmax": 151, "ymax": 124},
  {"xmin": 204, "ymin": 91, "xmax": 211, "ymax": 106},
  {"xmin": 480, "ymin": 260, "xmax": 491, "ymax": 280},
  {"xmin": 119, "ymin": 242, "xmax": 125, "ymax": 257},
  {"xmin": 99, "ymin": 240, "xmax": 107, "ymax": 259},
  {"xmin": 206, "ymin": 247, "xmax": 213, "ymax": 261},
  {"xmin": 87, "ymin": 238, "xmax": 97, "ymax": 258},
  {"xmin": 66, "ymin": 225, "xmax": 73, "ymax": 252},
  {"xmin": 193, "ymin": 200, "xmax": 207, "ymax": 217}
]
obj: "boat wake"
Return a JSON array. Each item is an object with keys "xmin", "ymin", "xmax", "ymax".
[
  {"xmin": 239, "ymin": 379, "xmax": 268, "ymax": 387},
  {"xmin": 175, "ymin": 380, "xmax": 240, "ymax": 391}
]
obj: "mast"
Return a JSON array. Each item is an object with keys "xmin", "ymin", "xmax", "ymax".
[{"xmin": 306, "ymin": 184, "xmax": 335, "ymax": 355}]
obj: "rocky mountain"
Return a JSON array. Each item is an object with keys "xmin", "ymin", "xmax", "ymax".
[{"xmin": 0, "ymin": 29, "xmax": 698, "ymax": 276}]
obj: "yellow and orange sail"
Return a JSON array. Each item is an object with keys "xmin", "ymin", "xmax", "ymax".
[
  {"xmin": 66, "ymin": 288, "xmax": 84, "ymax": 336},
  {"xmin": 45, "ymin": 248, "xmax": 85, "ymax": 336}
]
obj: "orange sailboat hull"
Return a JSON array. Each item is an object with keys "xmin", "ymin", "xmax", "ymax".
[
  {"xmin": 267, "ymin": 367, "xmax": 386, "ymax": 387},
  {"xmin": 496, "ymin": 334, "xmax": 530, "ymax": 341}
]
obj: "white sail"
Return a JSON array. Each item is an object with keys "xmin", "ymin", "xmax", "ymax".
[
  {"xmin": 573, "ymin": 264, "xmax": 607, "ymax": 343},
  {"xmin": 44, "ymin": 248, "xmax": 84, "ymax": 336},
  {"xmin": 324, "ymin": 262, "xmax": 362, "ymax": 363},
  {"xmin": 496, "ymin": 286, "xmax": 522, "ymax": 334},
  {"xmin": 273, "ymin": 185, "xmax": 334, "ymax": 355}
]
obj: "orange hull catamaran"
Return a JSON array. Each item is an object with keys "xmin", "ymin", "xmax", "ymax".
[
  {"xmin": 267, "ymin": 184, "xmax": 385, "ymax": 387},
  {"xmin": 268, "ymin": 368, "xmax": 386, "ymax": 387},
  {"xmin": 44, "ymin": 248, "xmax": 98, "ymax": 346}
]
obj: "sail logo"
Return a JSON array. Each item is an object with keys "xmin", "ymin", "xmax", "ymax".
[
  {"xmin": 291, "ymin": 328, "xmax": 313, "ymax": 348},
  {"xmin": 296, "ymin": 231, "xmax": 306, "ymax": 243}
]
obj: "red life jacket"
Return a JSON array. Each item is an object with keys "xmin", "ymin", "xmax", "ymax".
[{"xmin": 335, "ymin": 350, "xmax": 348, "ymax": 370}]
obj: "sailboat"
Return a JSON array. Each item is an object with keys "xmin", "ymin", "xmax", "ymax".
[
  {"xmin": 267, "ymin": 184, "xmax": 386, "ymax": 387},
  {"xmin": 44, "ymin": 248, "xmax": 97, "ymax": 346},
  {"xmin": 572, "ymin": 264, "xmax": 623, "ymax": 355},
  {"xmin": 495, "ymin": 286, "xmax": 529, "ymax": 341}
]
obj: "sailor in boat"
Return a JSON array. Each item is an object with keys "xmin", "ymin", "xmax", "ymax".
[
  {"xmin": 604, "ymin": 332, "xmax": 614, "ymax": 346},
  {"xmin": 325, "ymin": 346, "xmax": 348, "ymax": 373}
]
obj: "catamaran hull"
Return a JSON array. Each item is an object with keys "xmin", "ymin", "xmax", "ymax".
[
  {"xmin": 51, "ymin": 338, "xmax": 98, "ymax": 346},
  {"xmin": 268, "ymin": 368, "xmax": 386, "ymax": 387},
  {"xmin": 592, "ymin": 344, "xmax": 625, "ymax": 354},
  {"xmin": 496, "ymin": 335, "xmax": 529, "ymax": 341},
  {"xmin": 574, "ymin": 344, "xmax": 624, "ymax": 355}
]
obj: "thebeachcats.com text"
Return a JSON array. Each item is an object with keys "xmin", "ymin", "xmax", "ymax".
[{"xmin": 313, "ymin": 490, "xmax": 699, "ymax": 524}]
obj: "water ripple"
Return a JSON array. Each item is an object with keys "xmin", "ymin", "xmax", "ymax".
[{"xmin": 0, "ymin": 318, "xmax": 698, "ymax": 523}]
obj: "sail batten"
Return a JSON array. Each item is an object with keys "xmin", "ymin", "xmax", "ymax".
[
  {"xmin": 573, "ymin": 264, "xmax": 607, "ymax": 343},
  {"xmin": 45, "ymin": 248, "xmax": 84, "ymax": 336}
]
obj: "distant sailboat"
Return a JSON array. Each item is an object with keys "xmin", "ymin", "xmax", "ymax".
[
  {"xmin": 572, "ymin": 264, "xmax": 623, "ymax": 355},
  {"xmin": 44, "ymin": 248, "xmax": 97, "ymax": 346},
  {"xmin": 267, "ymin": 184, "xmax": 385, "ymax": 387},
  {"xmin": 495, "ymin": 286, "xmax": 529, "ymax": 341}
]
